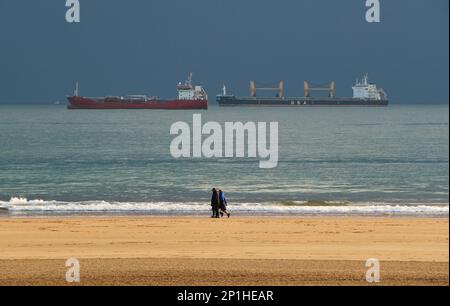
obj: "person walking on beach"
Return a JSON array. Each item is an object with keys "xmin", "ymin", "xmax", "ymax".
[
  {"xmin": 211, "ymin": 188, "xmax": 220, "ymax": 218},
  {"xmin": 218, "ymin": 189, "xmax": 231, "ymax": 218}
]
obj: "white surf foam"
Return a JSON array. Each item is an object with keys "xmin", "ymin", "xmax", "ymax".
[{"xmin": 0, "ymin": 197, "xmax": 448, "ymax": 216}]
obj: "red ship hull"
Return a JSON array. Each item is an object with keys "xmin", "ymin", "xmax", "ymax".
[{"xmin": 67, "ymin": 96, "xmax": 208, "ymax": 110}]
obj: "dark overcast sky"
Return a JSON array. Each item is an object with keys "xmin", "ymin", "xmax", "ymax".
[{"xmin": 0, "ymin": 0, "xmax": 448, "ymax": 104}]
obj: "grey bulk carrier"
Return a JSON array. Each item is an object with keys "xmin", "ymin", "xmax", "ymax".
[{"xmin": 217, "ymin": 74, "xmax": 388, "ymax": 107}]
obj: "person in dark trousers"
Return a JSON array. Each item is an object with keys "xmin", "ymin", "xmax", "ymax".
[
  {"xmin": 218, "ymin": 189, "xmax": 231, "ymax": 218},
  {"xmin": 211, "ymin": 188, "xmax": 220, "ymax": 218}
]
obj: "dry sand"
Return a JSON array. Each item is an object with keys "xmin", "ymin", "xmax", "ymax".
[{"xmin": 0, "ymin": 216, "xmax": 448, "ymax": 285}]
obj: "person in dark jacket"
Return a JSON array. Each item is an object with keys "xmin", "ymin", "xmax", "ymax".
[
  {"xmin": 218, "ymin": 190, "xmax": 231, "ymax": 218},
  {"xmin": 211, "ymin": 188, "xmax": 220, "ymax": 218}
]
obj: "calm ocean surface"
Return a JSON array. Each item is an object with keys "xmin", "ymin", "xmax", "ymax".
[{"xmin": 0, "ymin": 104, "xmax": 448, "ymax": 216}]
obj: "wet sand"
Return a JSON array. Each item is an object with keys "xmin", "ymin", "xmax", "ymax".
[{"xmin": 0, "ymin": 216, "xmax": 448, "ymax": 285}]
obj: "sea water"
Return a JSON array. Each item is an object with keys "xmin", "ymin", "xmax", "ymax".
[{"xmin": 0, "ymin": 104, "xmax": 448, "ymax": 216}]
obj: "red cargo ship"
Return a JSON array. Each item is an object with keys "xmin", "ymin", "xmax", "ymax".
[{"xmin": 67, "ymin": 73, "xmax": 208, "ymax": 110}]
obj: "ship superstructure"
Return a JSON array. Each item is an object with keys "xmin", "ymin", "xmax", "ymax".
[
  {"xmin": 176, "ymin": 73, "xmax": 208, "ymax": 101},
  {"xmin": 352, "ymin": 73, "xmax": 387, "ymax": 101}
]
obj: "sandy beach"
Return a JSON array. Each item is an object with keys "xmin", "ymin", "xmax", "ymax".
[{"xmin": 0, "ymin": 216, "xmax": 448, "ymax": 286}]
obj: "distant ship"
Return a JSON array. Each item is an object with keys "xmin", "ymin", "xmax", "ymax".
[
  {"xmin": 67, "ymin": 73, "xmax": 208, "ymax": 110},
  {"xmin": 217, "ymin": 74, "xmax": 388, "ymax": 107}
]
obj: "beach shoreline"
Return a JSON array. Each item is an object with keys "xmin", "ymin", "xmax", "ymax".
[{"xmin": 0, "ymin": 216, "xmax": 448, "ymax": 286}]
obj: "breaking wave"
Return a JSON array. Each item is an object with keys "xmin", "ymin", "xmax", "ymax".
[{"xmin": 0, "ymin": 197, "xmax": 448, "ymax": 216}]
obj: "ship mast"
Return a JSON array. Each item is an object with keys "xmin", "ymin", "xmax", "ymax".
[
  {"xmin": 187, "ymin": 72, "xmax": 193, "ymax": 87},
  {"xmin": 74, "ymin": 82, "xmax": 79, "ymax": 97},
  {"xmin": 363, "ymin": 73, "xmax": 369, "ymax": 85}
]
